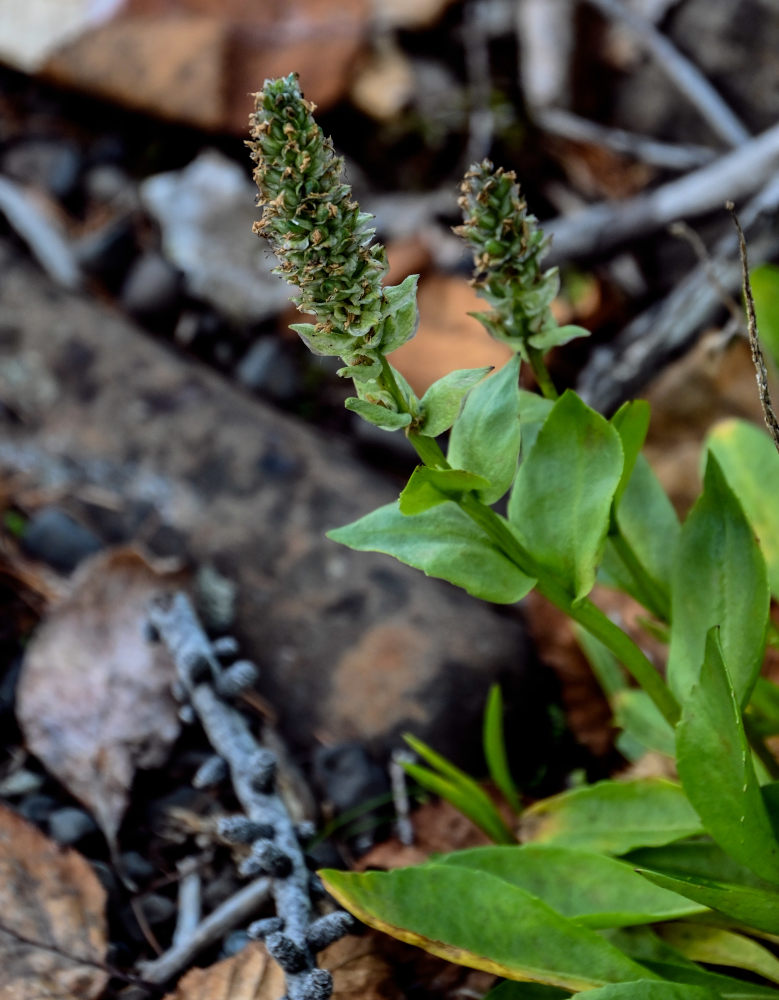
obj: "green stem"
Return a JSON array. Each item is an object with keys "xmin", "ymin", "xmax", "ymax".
[
  {"xmin": 406, "ymin": 421, "xmax": 680, "ymax": 728},
  {"xmin": 526, "ymin": 347, "xmax": 559, "ymax": 401},
  {"xmin": 609, "ymin": 530, "xmax": 671, "ymax": 623},
  {"xmin": 458, "ymin": 494, "xmax": 681, "ymax": 728}
]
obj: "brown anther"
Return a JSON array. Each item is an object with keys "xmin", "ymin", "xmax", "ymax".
[{"xmin": 311, "ymin": 229, "xmax": 323, "ymax": 245}]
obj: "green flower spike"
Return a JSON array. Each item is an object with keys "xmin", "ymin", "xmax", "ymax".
[
  {"xmin": 247, "ymin": 74, "xmax": 420, "ymax": 431},
  {"xmin": 454, "ymin": 160, "xmax": 589, "ymax": 397}
]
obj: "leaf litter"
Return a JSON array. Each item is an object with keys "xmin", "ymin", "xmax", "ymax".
[
  {"xmin": 0, "ymin": 802, "xmax": 107, "ymax": 1000},
  {"xmin": 15, "ymin": 547, "xmax": 186, "ymax": 848}
]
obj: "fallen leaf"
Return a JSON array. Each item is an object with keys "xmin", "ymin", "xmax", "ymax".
[
  {"xmin": 163, "ymin": 942, "xmax": 287, "ymax": 999},
  {"xmin": 16, "ymin": 548, "xmax": 185, "ymax": 845},
  {"xmin": 41, "ymin": 0, "xmax": 370, "ymax": 132},
  {"xmin": 0, "ymin": 803, "xmax": 107, "ymax": 1000},
  {"xmin": 351, "ymin": 45, "xmax": 415, "ymax": 121},
  {"xmin": 322, "ymin": 931, "xmax": 405, "ymax": 1000},
  {"xmin": 377, "ymin": 0, "xmax": 456, "ymax": 29},
  {"xmin": 355, "ymin": 797, "xmax": 494, "ymax": 871}
]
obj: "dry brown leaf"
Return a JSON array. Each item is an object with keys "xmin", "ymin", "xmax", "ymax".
[
  {"xmin": 351, "ymin": 46, "xmax": 415, "ymax": 121},
  {"xmin": 16, "ymin": 548, "xmax": 185, "ymax": 845},
  {"xmin": 0, "ymin": 803, "xmax": 107, "ymax": 1000},
  {"xmin": 163, "ymin": 942, "xmax": 286, "ymax": 1000},
  {"xmin": 323, "ymin": 932, "xmax": 404, "ymax": 1000}
]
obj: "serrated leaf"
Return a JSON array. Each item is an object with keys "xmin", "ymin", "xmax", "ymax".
[
  {"xmin": 327, "ymin": 501, "xmax": 535, "ymax": 604},
  {"xmin": 508, "ymin": 390, "xmax": 623, "ymax": 601},
  {"xmin": 657, "ymin": 924, "xmax": 779, "ymax": 986},
  {"xmin": 438, "ymin": 845, "xmax": 705, "ymax": 927},
  {"xmin": 675, "ymin": 628, "xmax": 779, "ymax": 885},
  {"xmin": 344, "ymin": 397, "xmax": 412, "ymax": 431},
  {"xmin": 707, "ymin": 418, "xmax": 779, "ymax": 599},
  {"xmin": 381, "ymin": 274, "xmax": 420, "ymax": 353},
  {"xmin": 447, "ymin": 355, "xmax": 522, "ymax": 504},
  {"xmin": 399, "ymin": 467, "xmax": 492, "ymax": 516},
  {"xmin": 483, "ymin": 685, "xmax": 521, "ymax": 813},
  {"xmin": 320, "ymin": 865, "xmax": 652, "ymax": 991},
  {"xmin": 519, "ymin": 779, "xmax": 702, "ymax": 855},
  {"xmin": 418, "ymin": 367, "xmax": 493, "ymax": 437},
  {"xmin": 668, "ymin": 453, "xmax": 768, "ymax": 707}
]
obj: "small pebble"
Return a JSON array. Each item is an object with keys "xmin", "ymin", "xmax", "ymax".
[
  {"xmin": 221, "ymin": 929, "xmax": 251, "ymax": 957},
  {"xmin": 20, "ymin": 506, "xmax": 102, "ymax": 573},
  {"xmin": 120, "ymin": 851, "xmax": 156, "ymax": 883},
  {"xmin": 139, "ymin": 892, "xmax": 176, "ymax": 925},
  {"xmin": 120, "ymin": 251, "xmax": 182, "ymax": 319},
  {"xmin": 48, "ymin": 806, "xmax": 97, "ymax": 845},
  {"xmin": 17, "ymin": 794, "xmax": 58, "ymax": 824}
]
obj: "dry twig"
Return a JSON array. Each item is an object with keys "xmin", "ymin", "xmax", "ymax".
[
  {"xmin": 729, "ymin": 202, "xmax": 779, "ymax": 453},
  {"xmin": 584, "ymin": 0, "xmax": 750, "ymax": 147},
  {"xmin": 544, "ymin": 120, "xmax": 779, "ymax": 264}
]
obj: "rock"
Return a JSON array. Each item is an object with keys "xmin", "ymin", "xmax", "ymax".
[
  {"xmin": 0, "ymin": 252, "xmax": 538, "ymax": 771},
  {"xmin": 21, "ymin": 506, "xmax": 103, "ymax": 573},
  {"xmin": 140, "ymin": 151, "xmax": 293, "ymax": 324},
  {"xmin": 120, "ymin": 251, "xmax": 182, "ymax": 320},
  {"xmin": 235, "ymin": 338, "xmax": 302, "ymax": 403},
  {"xmin": 221, "ymin": 930, "xmax": 251, "ymax": 958},
  {"xmin": 120, "ymin": 851, "xmax": 156, "ymax": 884},
  {"xmin": 139, "ymin": 893, "xmax": 176, "ymax": 926},
  {"xmin": 312, "ymin": 743, "xmax": 390, "ymax": 815},
  {"xmin": 74, "ymin": 215, "xmax": 138, "ymax": 289},
  {"xmin": 83, "ymin": 163, "xmax": 139, "ymax": 213},
  {"xmin": 17, "ymin": 794, "xmax": 58, "ymax": 824},
  {"xmin": 48, "ymin": 806, "xmax": 98, "ymax": 845},
  {"xmin": 1, "ymin": 137, "xmax": 82, "ymax": 201}
]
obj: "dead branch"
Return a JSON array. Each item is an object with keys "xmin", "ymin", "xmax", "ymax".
[
  {"xmin": 584, "ymin": 0, "xmax": 750, "ymax": 147},
  {"xmin": 577, "ymin": 176, "xmax": 779, "ymax": 412},
  {"xmin": 544, "ymin": 120, "xmax": 779, "ymax": 264}
]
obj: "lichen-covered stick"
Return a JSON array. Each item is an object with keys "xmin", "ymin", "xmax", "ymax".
[{"xmin": 148, "ymin": 593, "xmax": 353, "ymax": 1000}]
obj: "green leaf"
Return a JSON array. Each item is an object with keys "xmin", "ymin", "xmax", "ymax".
[
  {"xmin": 600, "ymin": 455, "xmax": 679, "ymax": 615},
  {"xmin": 483, "ymin": 685, "xmax": 521, "ymax": 813},
  {"xmin": 438, "ymin": 845, "xmax": 705, "ymax": 927},
  {"xmin": 399, "ymin": 467, "xmax": 492, "ymax": 515},
  {"xmin": 327, "ymin": 501, "xmax": 536, "ymax": 603},
  {"xmin": 668, "ymin": 453, "xmax": 769, "ymax": 707},
  {"xmin": 484, "ymin": 983, "xmax": 568, "ymax": 1000},
  {"xmin": 519, "ymin": 779, "xmax": 702, "ymax": 855},
  {"xmin": 320, "ymin": 865, "xmax": 653, "ymax": 991},
  {"xmin": 635, "ymin": 867, "xmax": 779, "ymax": 936},
  {"xmin": 381, "ymin": 274, "xmax": 420, "ymax": 353},
  {"xmin": 344, "ymin": 397, "xmax": 412, "ymax": 431},
  {"xmin": 526, "ymin": 323, "xmax": 591, "ymax": 355},
  {"xmin": 610, "ymin": 400, "xmax": 651, "ymax": 510},
  {"xmin": 418, "ymin": 367, "xmax": 493, "ymax": 438},
  {"xmin": 290, "ymin": 322, "xmax": 347, "ymax": 356},
  {"xmin": 403, "ymin": 733, "xmax": 516, "ymax": 845},
  {"xmin": 707, "ymin": 418, "xmax": 779, "ymax": 600},
  {"xmin": 508, "ymin": 390, "xmax": 624, "ymax": 602},
  {"xmin": 613, "ymin": 689, "xmax": 676, "ymax": 759},
  {"xmin": 749, "ymin": 264, "xmax": 779, "ymax": 370},
  {"xmin": 518, "ymin": 390, "xmax": 554, "ymax": 460},
  {"xmin": 447, "ymin": 355, "xmax": 522, "ymax": 504},
  {"xmin": 675, "ymin": 628, "xmax": 779, "ymax": 885},
  {"xmin": 657, "ymin": 924, "xmax": 779, "ymax": 985},
  {"xmin": 574, "ymin": 984, "xmax": 718, "ymax": 1000}
]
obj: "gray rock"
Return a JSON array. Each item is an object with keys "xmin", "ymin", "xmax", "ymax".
[
  {"xmin": 0, "ymin": 254, "xmax": 537, "ymax": 772},
  {"xmin": 120, "ymin": 851, "xmax": 156, "ymax": 883},
  {"xmin": 312, "ymin": 743, "xmax": 390, "ymax": 815},
  {"xmin": 139, "ymin": 150, "xmax": 292, "ymax": 324},
  {"xmin": 120, "ymin": 251, "xmax": 182, "ymax": 319},
  {"xmin": 48, "ymin": 806, "xmax": 98, "ymax": 845},
  {"xmin": 235, "ymin": 338, "xmax": 302, "ymax": 402},
  {"xmin": 139, "ymin": 893, "xmax": 176, "ymax": 925},
  {"xmin": 21, "ymin": 506, "xmax": 103, "ymax": 573},
  {"xmin": 1, "ymin": 138, "xmax": 82, "ymax": 201},
  {"xmin": 18, "ymin": 794, "xmax": 58, "ymax": 823}
]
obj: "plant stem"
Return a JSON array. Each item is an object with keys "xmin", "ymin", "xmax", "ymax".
[
  {"xmin": 457, "ymin": 493, "xmax": 681, "ymax": 727},
  {"xmin": 609, "ymin": 530, "xmax": 671, "ymax": 623},
  {"xmin": 526, "ymin": 347, "xmax": 559, "ymax": 401}
]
